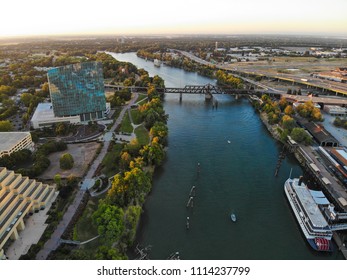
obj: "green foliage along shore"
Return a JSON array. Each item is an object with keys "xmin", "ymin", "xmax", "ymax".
[{"xmin": 91, "ymin": 78, "xmax": 168, "ymax": 259}]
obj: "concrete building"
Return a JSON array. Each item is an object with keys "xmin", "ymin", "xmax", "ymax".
[
  {"xmin": 323, "ymin": 105, "xmax": 347, "ymax": 116},
  {"xmin": 30, "ymin": 102, "xmax": 111, "ymax": 129},
  {"xmin": 0, "ymin": 132, "xmax": 34, "ymax": 158},
  {"xmin": 0, "ymin": 167, "xmax": 56, "ymax": 259},
  {"xmin": 30, "ymin": 102, "xmax": 81, "ymax": 129}
]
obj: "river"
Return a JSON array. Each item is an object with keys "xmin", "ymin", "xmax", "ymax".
[{"xmin": 110, "ymin": 52, "xmax": 343, "ymax": 260}]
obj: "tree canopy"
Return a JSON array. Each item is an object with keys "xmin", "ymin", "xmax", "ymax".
[
  {"xmin": 0, "ymin": 120, "xmax": 13, "ymax": 132},
  {"xmin": 92, "ymin": 202, "xmax": 124, "ymax": 244},
  {"xmin": 60, "ymin": 153, "xmax": 74, "ymax": 170}
]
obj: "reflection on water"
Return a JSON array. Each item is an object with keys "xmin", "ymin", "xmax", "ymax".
[{"xmin": 110, "ymin": 52, "xmax": 343, "ymax": 260}]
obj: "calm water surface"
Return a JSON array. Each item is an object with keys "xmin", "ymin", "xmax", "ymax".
[{"xmin": 110, "ymin": 52, "xmax": 343, "ymax": 260}]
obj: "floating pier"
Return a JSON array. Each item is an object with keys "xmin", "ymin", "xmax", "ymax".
[
  {"xmin": 189, "ymin": 186, "xmax": 196, "ymax": 196},
  {"xmin": 186, "ymin": 196, "xmax": 194, "ymax": 208},
  {"xmin": 274, "ymin": 147, "xmax": 286, "ymax": 177}
]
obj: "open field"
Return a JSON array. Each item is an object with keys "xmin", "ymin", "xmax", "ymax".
[
  {"xmin": 228, "ymin": 56, "xmax": 347, "ymax": 74},
  {"xmin": 39, "ymin": 142, "xmax": 101, "ymax": 180}
]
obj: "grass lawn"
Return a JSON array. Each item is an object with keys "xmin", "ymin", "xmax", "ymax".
[
  {"xmin": 74, "ymin": 197, "xmax": 100, "ymax": 242},
  {"xmin": 101, "ymin": 143, "xmax": 123, "ymax": 177},
  {"xmin": 72, "ymin": 195, "xmax": 108, "ymax": 256},
  {"xmin": 119, "ymin": 111, "xmax": 133, "ymax": 133},
  {"xmin": 135, "ymin": 93, "xmax": 148, "ymax": 104},
  {"xmin": 130, "ymin": 109, "xmax": 142, "ymax": 125},
  {"xmin": 135, "ymin": 124, "xmax": 150, "ymax": 146},
  {"xmin": 112, "ymin": 107, "xmax": 122, "ymax": 120}
]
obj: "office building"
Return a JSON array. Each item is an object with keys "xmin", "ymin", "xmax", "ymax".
[{"xmin": 48, "ymin": 61, "xmax": 106, "ymax": 121}]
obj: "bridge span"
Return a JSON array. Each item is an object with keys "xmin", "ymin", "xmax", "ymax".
[{"xmin": 104, "ymin": 84, "xmax": 347, "ymax": 105}]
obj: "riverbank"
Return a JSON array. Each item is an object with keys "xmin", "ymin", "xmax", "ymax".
[
  {"xmin": 250, "ymin": 96, "xmax": 347, "ymax": 259},
  {"xmin": 108, "ymin": 51, "xmax": 343, "ymax": 260}
]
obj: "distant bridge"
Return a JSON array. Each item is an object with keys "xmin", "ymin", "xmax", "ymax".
[
  {"xmin": 105, "ymin": 84, "xmax": 264, "ymax": 101},
  {"xmin": 105, "ymin": 83, "xmax": 251, "ymax": 94},
  {"xmin": 105, "ymin": 83, "xmax": 347, "ymax": 105},
  {"xmin": 164, "ymin": 84, "xmax": 251, "ymax": 95}
]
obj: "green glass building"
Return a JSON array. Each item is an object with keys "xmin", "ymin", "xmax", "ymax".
[{"xmin": 47, "ymin": 61, "xmax": 106, "ymax": 121}]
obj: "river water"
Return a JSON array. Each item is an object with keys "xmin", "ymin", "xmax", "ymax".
[{"xmin": 110, "ymin": 52, "xmax": 343, "ymax": 260}]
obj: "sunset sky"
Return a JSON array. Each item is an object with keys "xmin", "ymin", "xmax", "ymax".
[{"xmin": 1, "ymin": 0, "xmax": 347, "ymax": 37}]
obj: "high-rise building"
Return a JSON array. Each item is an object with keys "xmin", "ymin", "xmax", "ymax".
[{"xmin": 47, "ymin": 61, "xmax": 107, "ymax": 122}]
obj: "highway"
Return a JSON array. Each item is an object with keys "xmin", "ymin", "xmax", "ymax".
[{"xmin": 175, "ymin": 50, "xmax": 347, "ymax": 97}]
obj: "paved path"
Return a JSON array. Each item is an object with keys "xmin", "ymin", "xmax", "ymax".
[{"xmin": 36, "ymin": 92, "xmax": 139, "ymax": 260}]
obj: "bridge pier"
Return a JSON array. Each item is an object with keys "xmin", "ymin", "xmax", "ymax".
[
  {"xmin": 179, "ymin": 92, "xmax": 182, "ymax": 102},
  {"xmin": 205, "ymin": 93, "xmax": 213, "ymax": 101}
]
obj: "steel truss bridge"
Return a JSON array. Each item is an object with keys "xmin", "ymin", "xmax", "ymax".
[
  {"xmin": 105, "ymin": 83, "xmax": 347, "ymax": 106},
  {"xmin": 105, "ymin": 83, "xmax": 263, "ymax": 96}
]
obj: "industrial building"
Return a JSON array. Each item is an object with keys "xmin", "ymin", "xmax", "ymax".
[{"xmin": 301, "ymin": 121, "xmax": 339, "ymax": 147}]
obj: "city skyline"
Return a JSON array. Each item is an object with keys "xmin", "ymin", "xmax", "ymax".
[{"xmin": 1, "ymin": 0, "xmax": 347, "ymax": 38}]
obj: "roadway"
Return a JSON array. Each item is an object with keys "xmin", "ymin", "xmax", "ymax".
[{"xmin": 175, "ymin": 49, "xmax": 347, "ymax": 98}]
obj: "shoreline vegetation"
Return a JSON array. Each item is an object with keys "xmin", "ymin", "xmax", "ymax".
[
  {"xmin": 1, "ymin": 41, "xmax": 343, "ymax": 259},
  {"xmin": 50, "ymin": 53, "xmax": 241, "ymax": 260},
  {"xmin": 14, "ymin": 53, "xmax": 168, "ymax": 260},
  {"xmin": 55, "ymin": 57, "xmax": 168, "ymax": 260}
]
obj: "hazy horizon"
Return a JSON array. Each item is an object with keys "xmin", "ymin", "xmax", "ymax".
[{"xmin": 1, "ymin": 0, "xmax": 347, "ymax": 39}]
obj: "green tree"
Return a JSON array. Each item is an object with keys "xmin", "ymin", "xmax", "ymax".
[
  {"xmin": 282, "ymin": 115, "xmax": 295, "ymax": 131},
  {"xmin": 92, "ymin": 202, "xmax": 124, "ymax": 243},
  {"xmin": 152, "ymin": 75, "xmax": 165, "ymax": 88},
  {"xmin": 284, "ymin": 105, "xmax": 294, "ymax": 116},
  {"xmin": 41, "ymin": 82, "xmax": 50, "ymax": 94},
  {"xmin": 290, "ymin": 127, "xmax": 312, "ymax": 145},
  {"xmin": 278, "ymin": 97, "xmax": 288, "ymax": 111},
  {"xmin": 0, "ymin": 120, "xmax": 13, "ymax": 132},
  {"xmin": 123, "ymin": 205, "xmax": 142, "ymax": 246},
  {"xmin": 296, "ymin": 101, "xmax": 322, "ymax": 121},
  {"xmin": 0, "ymin": 85, "xmax": 16, "ymax": 96},
  {"xmin": 95, "ymin": 246, "xmax": 126, "ymax": 260},
  {"xmin": 54, "ymin": 173, "xmax": 62, "ymax": 188},
  {"xmin": 150, "ymin": 121, "xmax": 168, "ymax": 141},
  {"xmin": 60, "ymin": 153, "xmax": 74, "ymax": 170},
  {"xmin": 55, "ymin": 122, "xmax": 68, "ymax": 136}
]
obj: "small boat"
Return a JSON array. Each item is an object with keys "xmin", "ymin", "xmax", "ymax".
[
  {"xmin": 230, "ymin": 213, "xmax": 236, "ymax": 222},
  {"xmin": 154, "ymin": 59, "xmax": 161, "ymax": 67},
  {"xmin": 227, "ymin": 140, "xmax": 231, "ymax": 144}
]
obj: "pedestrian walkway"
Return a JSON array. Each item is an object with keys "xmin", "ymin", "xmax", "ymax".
[{"xmin": 36, "ymin": 92, "xmax": 139, "ymax": 260}]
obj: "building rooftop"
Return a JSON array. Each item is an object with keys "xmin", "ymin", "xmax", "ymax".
[
  {"xmin": 301, "ymin": 121, "xmax": 339, "ymax": 147},
  {"xmin": 0, "ymin": 132, "xmax": 31, "ymax": 153},
  {"xmin": 31, "ymin": 103, "xmax": 56, "ymax": 123}
]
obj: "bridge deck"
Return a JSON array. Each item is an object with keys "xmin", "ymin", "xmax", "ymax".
[{"xmin": 104, "ymin": 84, "xmax": 347, "ymax": 105}]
